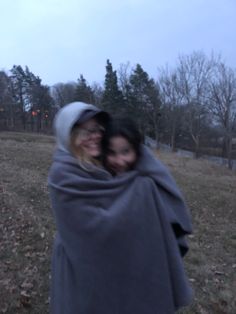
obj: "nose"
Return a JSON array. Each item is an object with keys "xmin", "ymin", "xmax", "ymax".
[
  {"xmin": 115, "ymin": 156, "xmax": 126, "ymax": 166},
  {"xmin": 90, "ymin": 132, "xmax": 102, "ymax": 140}
]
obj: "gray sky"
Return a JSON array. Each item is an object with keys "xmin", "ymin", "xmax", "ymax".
[{"xmin": 1, "ymin": 0, "xmax": 235, "ymax": 86}]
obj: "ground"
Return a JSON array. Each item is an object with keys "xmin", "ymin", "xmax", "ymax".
[{"xmin": 0, "ymin": 131, "xmax": 235, "ymax": 314}]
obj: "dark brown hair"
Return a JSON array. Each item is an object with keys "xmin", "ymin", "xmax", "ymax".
[{"xmin": 102, "ymin": 117, "xmax": 142, "ymax": 165}]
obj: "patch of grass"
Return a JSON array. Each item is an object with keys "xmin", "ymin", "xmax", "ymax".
[
  {"xmin": 0, "ymin": 132, "xmax": 235, "ymax": 313},
  {"xmin": 0, "ymin": 132, "xmax": 54, "ymax": 313},
  {"xmin": 0, "ymin": 131, "xmax": 55, "ymax": 143}
]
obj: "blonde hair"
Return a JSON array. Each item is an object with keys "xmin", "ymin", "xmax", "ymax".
[{"xmin": 70, "ymin": 126, "xmax": 101, "ymax": 170}]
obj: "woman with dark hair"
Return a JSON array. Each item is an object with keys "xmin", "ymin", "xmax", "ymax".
[
  {"xmin": 48, "ymin": 105, "xmax": 193, "ymax": 314},
  {"xmin": 102, "ymin": 117, "xmax": 142, "ymax": 175}
]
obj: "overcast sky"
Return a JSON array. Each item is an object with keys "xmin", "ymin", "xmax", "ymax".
[{"xmin": 1, "ymin": 0, "xmax": 235, "ymax": 86}]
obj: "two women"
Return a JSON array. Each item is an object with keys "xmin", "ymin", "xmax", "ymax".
[{"xmin": 48, "ymin": 101, "xmax": 193, "ymax": 314}]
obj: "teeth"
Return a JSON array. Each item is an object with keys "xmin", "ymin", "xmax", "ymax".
[{"xmin": 88, "ymin": 145, "xmax": 99, "ymax": 149}]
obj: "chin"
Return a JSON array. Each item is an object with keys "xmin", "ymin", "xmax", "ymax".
[
  {"xmin": 88, "ymin": 150, "xmax": 101, "ymax": 158},
  {"xmin": 110, "ymin": 167, "xmax": 127, "ymax": 175}
]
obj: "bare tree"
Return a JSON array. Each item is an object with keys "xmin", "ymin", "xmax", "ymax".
[
  {"xmin": 176, "ymin": 51, "xmax": 214, "ymax": 157},
  {"xmin": 117, "ymin": 62, "xmax": 134, "ymax": 117},
  {"xmin": 209, "ymin": 62, "xmax": 236, "ymax": 169},
  {"xmin": 51, "ymin": 82, "xmax": 77, "ymax": 108},
  {"xmin": 117, "ymin": 62, "xmax": 132, "ymax": 95},
  {"xmin": 91, "ymin": 82, "xmax": 104, "ymax": 107},
  {"xmin": 158, "ymin": 67, "xmax": 185, "ymax": 151}
]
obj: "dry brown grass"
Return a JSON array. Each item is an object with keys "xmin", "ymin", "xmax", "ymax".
[
  {"xmin": 0, "ymin": 132, "xmax": 235, "ymax": 313},
  {"xmin": 0, "ymin": 132, "xmax": 55, "ymax": 314}
]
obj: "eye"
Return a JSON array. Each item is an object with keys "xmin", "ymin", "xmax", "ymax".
[
  {"xmin": 121, "ymin": 148, "xmax": 131, "ymax": 155},
  {"xmin": 88, "ymin": 125, "xmax": 104, "ymax": 134},
  {"xmin": 107, "ymin": 149, "xmax": 116, "ymax": 156},
  {"xmin": 79, "ymin": 129, "xmax": 88, "ymax": 137}
]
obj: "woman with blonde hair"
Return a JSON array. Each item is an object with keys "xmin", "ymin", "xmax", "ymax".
[{"xmin": 48, "ymin": 102, "xmax": 193, "ymax": 314}]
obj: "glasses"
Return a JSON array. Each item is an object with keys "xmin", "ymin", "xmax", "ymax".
[{"xmin": 76, "ymin": 125, "xmax": 105, "ymax": 140}]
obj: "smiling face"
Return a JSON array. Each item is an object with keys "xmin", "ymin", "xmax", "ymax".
[
  {"xmin": 106, "ymin": 136, "xmax": 137, "ymax": 175},
  {"xmin": 71, "ymin": 118, "xmax": 104, "ymax": 158}
]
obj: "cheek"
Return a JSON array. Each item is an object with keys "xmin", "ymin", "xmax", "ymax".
[
  {"xmin": 72, "ymin": 134, "xmax": 83, "ymax": 147},
  {"xmin": 126, "ymin": 153, "xmax": 137, "ymax": 164},
  {"xmin": 75, "ymin": 138, "xmax": 82, "ymax": 147},
  {"xmin": 96, "ymin": 133, "xmax": 103, "ymax": 139},
  {"xmin": 107, "ymin": 156, "xmax": 116, "ymax": 166}
]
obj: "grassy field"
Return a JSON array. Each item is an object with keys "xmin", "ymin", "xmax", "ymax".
[{"xmin": 0, "ymin": 131, "xmax": 235, "ymax": 314}]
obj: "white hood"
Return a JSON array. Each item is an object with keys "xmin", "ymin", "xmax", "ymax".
[{"xmin": 53, "ymin": 102, "xmax": 106, "ymax": 152}]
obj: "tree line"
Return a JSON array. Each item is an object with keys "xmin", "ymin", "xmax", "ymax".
[{"xmin": 0, "ymin": 51, "xmax": 236, "ymax": 168}]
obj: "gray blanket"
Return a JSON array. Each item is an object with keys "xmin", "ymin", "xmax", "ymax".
[{"xmin": 48, "ymin": 145, "xmax": 193, "ymax": 314}]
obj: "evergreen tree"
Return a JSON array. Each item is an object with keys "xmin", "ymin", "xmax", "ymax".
[
  {"xmin": 102, "ymin": 59, "xmax": 124, "ymax": 115},
  {"xmin": 75, "ymin": 74, "xmax": 94, "ymax": 104},
  {"xmin": 10, "ymin": 65, "xmax": 29, "ymax": 129},
  {"xmin": 129, "ymin": 64, "xmax": 161, "ymax": 137},
  {"xmin": 0, "ymin": 71, "xmax": 14, "ymax": 128},
  {"xmin": 10, "ymin": 65, "xmax": 54, "ymax": 131}
]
